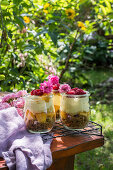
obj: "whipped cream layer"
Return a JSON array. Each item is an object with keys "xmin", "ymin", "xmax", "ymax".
[
  {"xmin": 24, "ymin": 95, "xmax": 53, "ymax": 114},
  {"xmin": 60, "ymin": 95, "xmax": 89, "ymax": 115}
]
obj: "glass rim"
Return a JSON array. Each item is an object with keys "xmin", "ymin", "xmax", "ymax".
[
  {"xmin": 23, "ymin": 93, "xmax": 53, "ymax": 100},
  {"xmin": 61, "ymin": 91, "xmax": 90, "ymax": 97}
]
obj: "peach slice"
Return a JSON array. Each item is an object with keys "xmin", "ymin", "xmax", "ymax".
[{"xmin": 36, "ymin": 112, "xmax": 47, "ymax": 123}]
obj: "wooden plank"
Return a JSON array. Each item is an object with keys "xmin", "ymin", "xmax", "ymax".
[{"xmin": 51, "ymin": 134, "xmax": 104, "ymax": 159}]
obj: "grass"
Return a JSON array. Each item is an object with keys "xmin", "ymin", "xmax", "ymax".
[
  {"xmin": 84, "ymin": 68, "xmax": 113, "ymax": 85},
  {"xmin": 74, "ymin": 68, "xmax": 113, "ymax": 170}
]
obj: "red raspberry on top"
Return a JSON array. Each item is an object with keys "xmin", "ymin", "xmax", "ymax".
[
  {"xmin": 31, "ymin": 89, "xmax": 43, "ymax": 96},
  {"xmin": 66, "ymin": 90, "xmax": 75, "ymax": 95},
  {"xmin": 72, "ymin": 87, "xmax": 79, "ymax": 91},
  {"xmin": 75, "ymin": 89, "xmax": 86, "ymax": 95},
  {"xmin": 35, "ymin": 89, "xmax": 43, "ymax": 96},
  {"xmin": 31, "ymin": 90, "xmax": 35, "ymax": 95},
  {"xmin": 53, "ymin": 83, "xmax": 60, "ymax": 90}
]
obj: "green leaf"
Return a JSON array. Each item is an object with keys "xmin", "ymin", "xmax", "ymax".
[
  {"xmin": 13, "ymin": 13, "xmax": 26, "ymax": 29},
  {"xmin": 105, "ymin": 0, "xmax": 112, "ymax": 11},
  {"xmin": 1, "ymin": 1, "xmax": 9, "ymax": 6},
  {"xmin": 8, "ymin": 30, "xmax": 12, "ymax": 39},
  {"xmin": 12, "ymin": 53, "xmax": 18, "ymax": 59},
  {"xmin": 85, "ymin": 50, "xmax": 94, "ymax": 54},
  {"xmin": 61, "ymin": 24, "xmax": 71, "ymax": 32},
  {"xmin": 35, "ymin": 29, "xmax": 48, "ymax": 37},
  {"xmin": 0, "ymin": 75, "xmax": 5, "ymax": 81},
  {"xmin": 48, "ymin": 31, "xmax": 58, "ymax": 45},
  {"xmin": 46, "ymin": 20, "xmax": 55, "ymax": 25},
  {"xmin": 13, "ymin": 0, "xmax": 21, "ymax": 5},
  {"xmin": 108, "ymin": 12, "xmax": 113, "ymax": 19},
  {"xmin": 99, "ymin": 5, "xmax": 107, "ymax": 15},
  {"xmin": 24, "ymin": 45, "xmax": 36, "ymax": 51}
]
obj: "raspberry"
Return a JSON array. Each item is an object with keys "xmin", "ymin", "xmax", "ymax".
[
  {"xmin": 31, "ymin": 89, "xmax": 43, "ymax": 96},
  {"xmin": 31, "ymin": 90, "xmax": 35, "ymax": 95},
  {"xmin": 75, "ymin": 89, "xmax": 86, "ymax": 95},
  {"xmin": 53, "ymin": 83, "xmax": 60, "ymax": 90},
  {"xmin": 66, "ymin": 90, "xmax": 75, "ymax": 95},
  {"xmin": 72, "ymin": 87, "xmax": 79, "ymax": 91},
  {"xmin": 35, "ymin": 89, "xmax": 43, "ymax": 96}
]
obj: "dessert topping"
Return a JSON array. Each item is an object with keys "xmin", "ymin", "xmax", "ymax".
[
  {"xmin": 53, "ymin": 83, "xmax": 60, "ymax": 90},
  {"xmin": 66, "ymin": 90, "xmax": 75, "ymax": 95},
  {"xmin": 31, "ymin": 89, "xmax": 43, "ymax": 96},
  {"xmin": 75, "ymin": 88, "xmax": 86, "ymax": 95}
]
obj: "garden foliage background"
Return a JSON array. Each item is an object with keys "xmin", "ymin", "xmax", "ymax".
[{"xmin": 0, "ymin": 0, "xmax": 113, "ymax": 92}]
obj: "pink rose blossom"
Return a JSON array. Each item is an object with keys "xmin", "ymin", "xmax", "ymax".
[
  {"xmin": 0, "ymin": 102, "xmax": 11, "ymax": 110},
  {"xmin": 40, "ymin": 81, "xmax": 53, "ymax": 93},
  {"xmin": 48, "ymin": 75, "xmax": 59, "ymax": 85},
  {"xmin": 2, "ymin": 93, "xmax": 16, "ymax": 103},
  {"xmin": 15, "ymin": 90, "xmax": 27, "ymax": 98},
  {"xmin": 59, "ymin": 84, "xmax": 71, "ymax": 93},
  {"xmin": 13, "ymin": 97, "xmax": 25, "ymax": 108}
]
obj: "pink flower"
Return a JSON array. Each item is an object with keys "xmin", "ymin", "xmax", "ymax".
[
  {"xmin": 15, "ymin": 90, "xmax": 27, "ymax": 98},
  {"xmin": 19, "ymin": 53, "xmax": 24, "ymax": 59},
  {"xmin": 59, "ymin": 84, "xmax": 71, "ymax": 93},
  {"xmin": 13, "ymin": 97, "xmax": 25, "ymax": 108},
  {"xmin": 24, "ymin": 53, "xmax": 28, "ymax": 57},
  {"xmin": 2, "ymin": 93, "xmax": 16, "ymax": 103},
  {"xmin": 0, "ymin": 102, "xmax": 11, "ymax": 110},
  {"xmin": 40, "ymin": 81, "xmax": 53, "ymax": 93},
  {"xmin": 48, "ymin": 75, "xmax": 59, "ymax": 85}
]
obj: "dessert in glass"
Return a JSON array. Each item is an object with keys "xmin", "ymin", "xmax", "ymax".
[
  {"xmin": 48, "ymin": 75, "xmax": 61, "ymax": 121},
  {"xmin": 52, "ymin": 84, "xmax": 61, "ymax": 121},
  {"xmin": 60, "ymin": 88, "xmax": 90, "ymax": 130},
  {"xmin": 24, "ymin": 81, "xmax": 55, "ymax": 133}
]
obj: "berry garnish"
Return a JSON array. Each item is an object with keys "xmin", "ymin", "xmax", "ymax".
[
  {"xmin": 31, "ymin": 90, "xmax": 35, "ymax": 95},
  {"xmin": 72, "ymin": 87, "xmax": 79, "ymax": 91},
  {"xmin": 75, "ymin": 89, "xmax": 86, "ymax": 95},
  {"xmin": 31, "ymin": 89, "xmax": 43, "ymax": 96},
  {"xmin": 53, "ymin": 83, "xmax": 60, "ymax": 90},
  {"xmin": 66, "ymin": 90, "xmax": 75, "ymax": 95}
]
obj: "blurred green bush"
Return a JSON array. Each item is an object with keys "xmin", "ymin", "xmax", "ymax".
[{"xmin": 0, "ymin": 0, "xmax": 113, "ymax": 91}]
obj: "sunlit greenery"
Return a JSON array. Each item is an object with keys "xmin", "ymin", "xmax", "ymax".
[{"xmin": 0, "ymin": 0, "xmax": 113, "ymax": 91}]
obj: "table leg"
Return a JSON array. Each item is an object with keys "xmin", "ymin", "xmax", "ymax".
[{"xmin": 47, "ymin": 155, "xmax": 75, "ymax": 170}]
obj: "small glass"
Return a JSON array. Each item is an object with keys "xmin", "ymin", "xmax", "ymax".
[
  {"xmin": 52, "ymin": 90, "xmax": 61, "ymax": 121},
  {"xmin": 24, "ymin": 94, "xmax": 55, "ymax": 133},
  {"xmin": 60, "ymin": 92, "xmax": 90, "ymax": 130}
]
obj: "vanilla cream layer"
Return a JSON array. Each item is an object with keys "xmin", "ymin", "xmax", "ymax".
[
  {"xmin": 60, "ymin": 96, "xmax": 89, "ymax": 115},
  {"xmin": 24, "ymin": 95, "xmax": 53, "ymax": 114},
  {"xmin": 53, "ymin": 94, "xmax": 61, "ymax": 106}
]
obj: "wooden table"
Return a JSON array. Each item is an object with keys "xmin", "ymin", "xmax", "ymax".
[
  {"xmin": 0, "ymin": 128, "xmax": 104, "ymax": 170},
  {"xmin": 0, "ymin": 92, "xmax": 104, "ymax": 170}
]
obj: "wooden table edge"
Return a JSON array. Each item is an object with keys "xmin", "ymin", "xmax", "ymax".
[{"xmin": 52, "ymin": 135, "xmax": 104, "ymax": 159}]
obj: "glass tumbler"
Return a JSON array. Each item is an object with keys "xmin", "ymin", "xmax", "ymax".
[
  {"xmin": 52, "ymin": 90, "xmax": 61, "ymax": 121},
  {"xmin": 24, "ymin": 94, "xmax": 55, "ymax": 133},
  {"xmin": 60, "ymin": 92, "xmax": 90, "ymax": 130}
]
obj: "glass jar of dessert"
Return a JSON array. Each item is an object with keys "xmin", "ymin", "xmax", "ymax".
[
  {"xmin": 24, "ymin": 93, "xmax": 55, "ymax": 133},
  {"xmin": 52, "ymin": 89, "xmax": 61, "ymax": 121},
  {"xmin": 60, "ymin": 89, "xmax": 90, "ymax": 130}
]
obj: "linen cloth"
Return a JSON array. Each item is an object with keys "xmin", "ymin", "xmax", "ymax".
[{"xmin": 0, "ymin": 107, "xmax": 52, "ymax": 170}]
